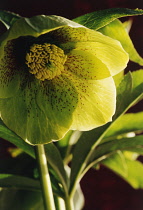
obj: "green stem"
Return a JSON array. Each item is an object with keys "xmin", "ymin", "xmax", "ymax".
[
  {"xmin": 35, "ymin": 144, "xmax": 56, "ymax": 210},
  {"xmin": 64, "ymin": 195, "xmax": 74, "ymax": 210},
  {"xmin": 54, "ymin": 196, "xmax": 66, "ymax": 210}
]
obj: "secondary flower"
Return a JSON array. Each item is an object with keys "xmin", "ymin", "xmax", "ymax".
[{"xmin": 0, "ymin": 15, "xmax": 129, "ymax": 145}]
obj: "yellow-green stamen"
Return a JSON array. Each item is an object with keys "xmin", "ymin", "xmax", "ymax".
[{"xmin": 26, "ymin": 43, "xmax": 67, "ymax": 81}]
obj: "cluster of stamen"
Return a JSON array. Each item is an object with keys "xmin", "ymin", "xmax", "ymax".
[{"xmin": 26, "ymin": 43, "xmax": 67, "ymax": 81}]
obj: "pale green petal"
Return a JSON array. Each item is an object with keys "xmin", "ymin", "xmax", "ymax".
[
  {"xmin": 0, "ymin": 79, "xmax": 51, "ymax": 145},
  {"xmin": 52, "ymin": 25, "xmax": 127, "ymax": 49},
  {"xmin": 51, "ymin": 26, "xmax": 109, "ymax": 43},
  {"xmin": 0, "ymin": 16, "xmax": 82, "ymax": 60},
  {"xmin": 63, "ymin": 41, "xmax": 128, "ymax": 76},
  {"xmin": 0, "ymin": 63, "xmax": 116, "ymax": 144},
  {"xmin": 65, "ymin": 49, "xmax": 110, "ymax": 80},
  {"xmin": 62, "ymin": 71, "xmax": 116, "ymax": 130},
  {"xmin": 54, "ymin": 26, "xmax": 129, "ymax": 76},
  {"xmin": 0, "ymin": 72, "xmax": 82, "ymax": 144},
  {"xmin": 1, "ymin": 15, "xmax": 82, "ymax": 41},
  {"xmin": 36, "ymin": 75, "xmax": 79, "ymax": 143},
  {"xmin": 0, "ymin": 75, "xmax": 78, "ymax": 144}
]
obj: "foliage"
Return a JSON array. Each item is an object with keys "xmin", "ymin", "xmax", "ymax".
[{"xmin": 0, "ymin": 8, "xmax": 143, "ymax": 210}]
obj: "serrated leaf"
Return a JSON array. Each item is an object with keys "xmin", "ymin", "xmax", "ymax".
[
  {"xmin": 103, "ymin": 154, "xmax": 143, "ymax": 189},
  {"xmin": 70, "ymin": 70, "xmax": 143, "ymax": 194},
  {"xmin": 98, "ymin": 19, "xmax": 143, "ymax": 66},
  {"xmin": 0, "ymin": 10, "xmax": 20, "ymax": 29},
  {"xmin": 73, "ymin": 8, "xmax": 143, "ymax": 30}
]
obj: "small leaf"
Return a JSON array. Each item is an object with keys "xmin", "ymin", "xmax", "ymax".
[
  {"xmin": 73, "ymin": 8, "xmax": 143, "ymax": 30},
  {"xmin": 0, "ymin": 10, "xmax": 20, "ymax": 29},
  {"xmin": 98, "ymin": 19, "xmax": 143, "ymax": 66},
  {"xmin": 103, "ymin": 154, "xmax": 143, "ymax": 189}
]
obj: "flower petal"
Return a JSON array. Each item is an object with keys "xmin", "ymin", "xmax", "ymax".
[
  {"xmin": 0, "ymin": 79, "xmax": 50, "ymax": 144},
  {"xmin": 63, "ymin": 41, "xmax": 128, "ymax": 76},
  {"xmin": 0, "ymin": 74, "xmax": 79, "ymax": 144},
  {"xmin": 0, "ymin": 16, "xmax": 82, "ymax": 50},
  {"xmin": 65, "ymin": 48, "xmax": 110, "ymax": 80},
  {"xmin": 0, "ymin": 65, "xmax": 20, "ymax": 98},
  {"xmin": 63, "ymin": 71, "xmax": 116, "ymax": 130},
  {"xmin": 36, "ymin": 75, "xmax": 79, "ymax": 142},
  {"xmin": 53, "ymin": 26, "xmax": 128, "ymax": 76}
]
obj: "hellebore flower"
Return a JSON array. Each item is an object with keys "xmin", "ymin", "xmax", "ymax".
[{"xmin": 0, "ymin": 15, "xmax": 129, "ymax": 145}]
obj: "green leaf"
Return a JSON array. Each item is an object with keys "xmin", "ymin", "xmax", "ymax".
[
  {"xmin": 88, "ymin": 135, "xmax": 143, "ymax": 164},
  {"xmin": 115, "ymin": 70, "xmax": 143, "ymax": 119},
  {"xmin": 70, "ymin": 70, "xmax": 143, "ymax": 194},
  {"xmin": 0, "ymin": 119, "xmax": 34, "ymax": 158},
  {"xmin": 73, "ymin": 8, "xmax": 143, "ymax": 30},
  {"xmin": 0, "ymin": 188, "xmax": 44, "ymax": 210},
  {"xmin": 0, "ymin": 10, "xmax": 20, "ymax": 29},
  {"xmin": 103, "ymin": 154, "xmax": 143, "ymax": 189},
  {"xmin": 44, "ymin": 143, "xmax": 68, "ymax": 193},
  {"xmin": 0, "ymin": 174, "xmax": 40, "ymax": 191},
  {"xmin": 98, "ymin": 19, "xmax": 143, "ymax": 66},
  {"xmin": 102, "ymin": 151, "xmax": 128, "ymax": 177},
  {"xmin": 104, "ymin": 112, "xmax": 143, "ymax": 141},
  {"xmin": 56, "ymin": 130, "xmax": 82, "ymax": 161},
  {"xmin": 0, "ymin": 120, "xmax": 68, "ymax": 194}
]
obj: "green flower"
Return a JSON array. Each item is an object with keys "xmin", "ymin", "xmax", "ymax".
[{"xmin": 0, "ymin": 15, "xmax": 129, "ymax": 145}]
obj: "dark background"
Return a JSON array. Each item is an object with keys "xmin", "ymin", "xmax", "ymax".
[{"xmin": 1, "ymin": 0, "xmax": 143, "ymax": 210}]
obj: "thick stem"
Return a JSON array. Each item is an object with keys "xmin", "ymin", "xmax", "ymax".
[
  {"xmin": 64, "ymin": 195, "xmax": 74, "ymax": 210},
  {"xmin": 35, "ymin": 144, "xmax": 56, "ymax": 210},
  {"xmin": 54, "ymin": 196, "xmax": 66, "ymax": 210}
]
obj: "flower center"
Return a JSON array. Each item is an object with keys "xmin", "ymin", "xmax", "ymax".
[{"xmin": 26, "ymin": 43, "xmax": 67, "ymax": 81}]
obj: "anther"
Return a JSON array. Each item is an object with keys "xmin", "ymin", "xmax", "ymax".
[{"xmin": 26, "ymin": 43, "xmax": 67, "ymax": 81}]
